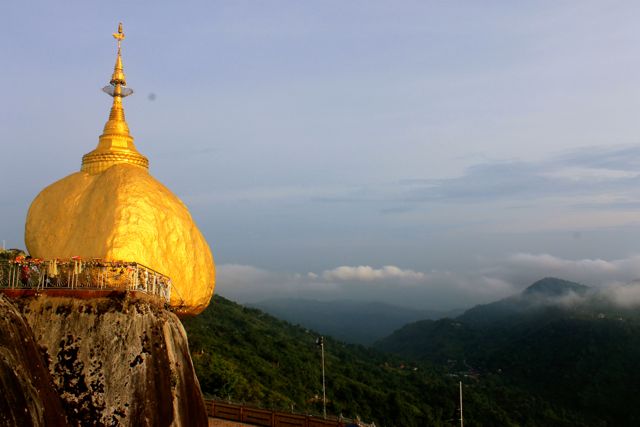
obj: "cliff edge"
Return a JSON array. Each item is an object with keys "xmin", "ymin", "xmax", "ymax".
[
  {"xmin": 2, "ymin": 293, "xmax": 207, "ymax": 426},
  {"xmin": 0, "ymin": 295, "xmax": 66, "ymax": 426}
]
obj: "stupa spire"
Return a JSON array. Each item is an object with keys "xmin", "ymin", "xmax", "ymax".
[
  {"xmin": 81, "ymin": 22, "xmax": 149, "ymax": 174},
  {"xmin": 111, "ymin": 22, "xmax": 126, "ymax": 86}
]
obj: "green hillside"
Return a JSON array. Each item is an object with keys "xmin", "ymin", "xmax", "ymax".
[
  {"xmin": 376, "ymin": 278, "xmax": 640, "ymax": 426},
  {"xmin": 183, "ymin": 295, "xmax": 589, "ymax": 426}
]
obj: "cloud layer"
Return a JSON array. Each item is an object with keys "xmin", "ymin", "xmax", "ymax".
[
  {"xmin": 320, "ymin": 145, "xmax": 640, "ymax": 221},
  {"xmin": 500, "ymin": 253, "xmax": 640, "ymax": 287},
  {"xmin": 217, "ymin": 251, "xmax": 640, "ymax": 311},
  {"xmin": 321, "ymin": 265, "xmax": 425, "ymax": 282}
]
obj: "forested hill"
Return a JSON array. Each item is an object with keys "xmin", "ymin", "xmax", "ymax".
[
  {"xmin": 182, "ymin": 295, "xmax": 590, "ymax": 427},
  {"xmin": 375, "ymin": 277, "xmax": 640, "ymax": 426}
]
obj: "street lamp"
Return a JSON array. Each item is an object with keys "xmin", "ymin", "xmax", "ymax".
[{"xmin": 316, "ymin": 336, "xmax": 327, "ymax": 419}]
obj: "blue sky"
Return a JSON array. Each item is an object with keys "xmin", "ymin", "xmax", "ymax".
[{"xmin": 4, "ymin": 1, "xmax": 640, "ymax": 309}]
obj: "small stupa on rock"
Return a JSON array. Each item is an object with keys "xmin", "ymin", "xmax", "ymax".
[{"xmin": 24, "ymin": 23, "xmax": 215, "ymax": 315}]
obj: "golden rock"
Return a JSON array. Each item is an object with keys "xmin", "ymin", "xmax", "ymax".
[{"xmin": 24, "ymin": 23, "xmax": 215, "ymax": 315}]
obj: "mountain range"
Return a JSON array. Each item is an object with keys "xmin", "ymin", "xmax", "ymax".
[
  {"xmin": 181, "ymin": 287, "xmax": 619, "ymax": 426},
  {"xmin": 250, "ymin": 298, "xmax": 462, "ymax": 345},
  {"xmin": 375, "ymin": 277, "xmax": 640, "ymax": 426}
]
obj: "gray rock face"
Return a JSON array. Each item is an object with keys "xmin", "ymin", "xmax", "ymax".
[
  {"xmin": 0, "ymin": 295, "xmax": 66, "ymax": 427},
  {"xmin": 5, "ymin": 293, "xmax": 207, "ymax": 427}
]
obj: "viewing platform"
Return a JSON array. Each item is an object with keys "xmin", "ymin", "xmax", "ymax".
[{"xmin": 0, "ymin": 257, "xmax": 171, "ymax": 304}]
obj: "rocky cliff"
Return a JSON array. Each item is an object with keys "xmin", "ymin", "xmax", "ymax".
[
  {"xmin": 1, "ymin": 293, "xmax": 207, "ymax": 426},
  {"xmin": 0, "ymin": 295, "xmax": 66, "ymax": 427}
]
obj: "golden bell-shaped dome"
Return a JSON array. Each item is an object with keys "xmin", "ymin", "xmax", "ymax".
[{"xmin": 24, "ymin": 23, "xmax": 215, "ymax": 315}]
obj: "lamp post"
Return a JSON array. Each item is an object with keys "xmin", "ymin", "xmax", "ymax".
[
  {"xmin": 459, "ymin": 381, "xmax": 464, "ymax": 427},
  {"xmin": 317, "ymin": 336, "xmax": 327, "ymax": 419}
]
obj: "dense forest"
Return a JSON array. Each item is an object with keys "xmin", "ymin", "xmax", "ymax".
[
  {"xmin": 182, "ymin": 294, "xmax": 594, "ymax": 426},
  {"xmin": 376, "ymin": 278, "xmax": 640, "ymax": 426}
]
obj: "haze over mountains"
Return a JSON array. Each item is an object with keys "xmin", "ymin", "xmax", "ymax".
[
  {"xmin": 250, "ymin": 299, "xmax": 462, "ymax": 345},
  {"xmin": 248, "ymin": 274, "xmax": 640, "ymax": 346}
]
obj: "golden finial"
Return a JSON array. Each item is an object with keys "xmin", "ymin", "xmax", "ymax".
[
  {"xmin": 81, "ymin": 22, "xmax": 148, "ymax": 174},
  {"xmin": 110, "ymin": 22, "xmax": 127, "ymax": 86},
  {"xmin": 113, "ymin": 22, "xmax": 125, "ymax": 45}
]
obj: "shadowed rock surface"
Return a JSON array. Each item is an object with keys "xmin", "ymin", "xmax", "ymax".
[
  {"xmin": 0, "ymin": 295, "xmax": 66, "ymax": 426},
  {"xmin": 8, "ymin": 294, "xmax": 207, "ymax": 427}
]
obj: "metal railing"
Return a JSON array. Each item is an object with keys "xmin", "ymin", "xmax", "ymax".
[
  {"xmin": 0, "ymin": 258, "xmax": 171, "ymax": 303},
  {"xmin": 204, "ymin": 399, "xmax": 375, "ymax": 427}
]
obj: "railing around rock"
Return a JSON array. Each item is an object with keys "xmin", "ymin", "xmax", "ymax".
[
  {"xmin": 204, "ymin": 399, "xmax": 375, "ymax": 427},
  {"xmin": 0, "ymin": 258, "xmax": 171, "ymax": 303}
]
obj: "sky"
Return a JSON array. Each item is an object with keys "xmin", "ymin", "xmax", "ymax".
[{"xmin": 3, "ymin": 1, "xmax": 640, "ymax": 310}]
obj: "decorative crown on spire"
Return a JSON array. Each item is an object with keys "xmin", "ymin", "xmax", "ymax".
[
  {"xmin": 109, "ymin": 22, "xmax": 128, "ymax": 88},
  {"xmin": 81, "ymin": 22, "xmax": 148, "ymax": 175}
]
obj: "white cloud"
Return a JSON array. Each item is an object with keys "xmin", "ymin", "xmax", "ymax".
[
  {"xmin": 606, "ymin": 283, "xmax": 640, "ymax": 308},
  {"xmin": 217, "ymin": 264, "xmax": 274, "ymax": 285},
  {"xmin": 216, "ymin": 263, "xmax": 341, "ymax": 304},
  {"xmin": 215, "ymin": 252, "xmax": 640, "ymax": 311},
  {"xmin": 509, "ymin": 253, "xmax": 619, "ymax": 274},
  {"xmin": 215, "ymin": 262, "xmax": 517, "ymax": 310},
  {"xmin": 321, "ymin": 265, "xmax": 425, "ymax": 282},
  {"xmin": 503, "ymin": 252, "xmax": 640, "ymax": 286}
]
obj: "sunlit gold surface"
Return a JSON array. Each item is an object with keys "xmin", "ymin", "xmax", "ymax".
[{"xmin": 24, "ymin": 23, "xmax": 215, "ymax": 315}]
